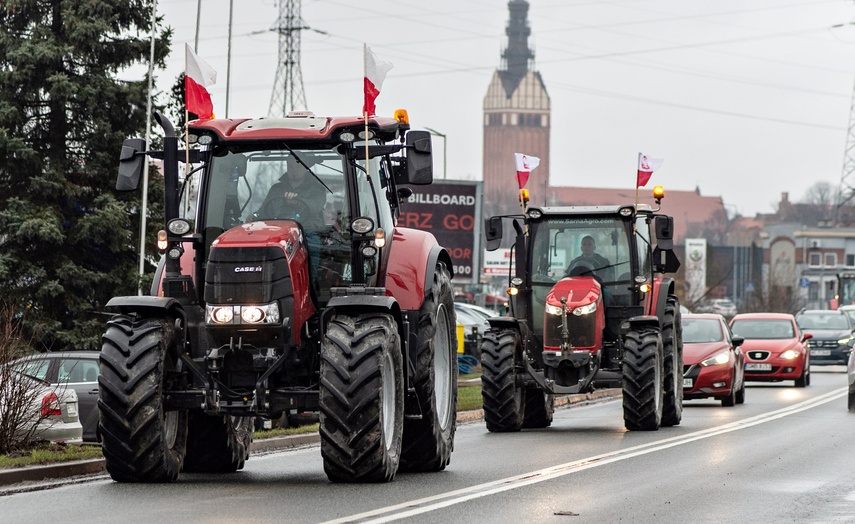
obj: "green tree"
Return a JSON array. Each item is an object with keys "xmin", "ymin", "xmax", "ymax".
[{"xmin": 0, "ymin": 1, "xmax": 172, "ymax": 351}]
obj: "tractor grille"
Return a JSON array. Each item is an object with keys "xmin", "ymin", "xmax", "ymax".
[
  {"xmin": 544, "ymin": 311, "xmax": 596, "ymax": 348},
  {"xmin": 204, "ymin": 246, "xmax": 292, "ymax": 304}
]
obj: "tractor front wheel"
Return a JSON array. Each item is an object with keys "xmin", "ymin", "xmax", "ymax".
[
  {"xmin": 98, "ymin": 314, "xmax": 188, "ymax": 482},
  {"xmin": 661, "ymin": 295, "xmax": 683, "ymax": 427},
  {"xmin": 401, "ymin": 262, "xmax": 458, "ymax": 472},
  {"xmin": 622, "ymin": 328, "xmax": 664, "ymax": 431},
  {"xmin": 481, "ymin": 329, "xmax": 525, "ymax": 432},
  {"xmin": 319, "ymin": 312, "xmax": 403, "ymax": 482}
]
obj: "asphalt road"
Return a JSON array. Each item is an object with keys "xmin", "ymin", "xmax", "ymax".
[{"xmin": 0, "ymin": 368, "xmax": 852, "ymax": 523}]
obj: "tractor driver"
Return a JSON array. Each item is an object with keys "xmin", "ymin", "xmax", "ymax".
[
  {"xmin": 567, "ymin": 235, "xmax": 612, "ymax": 280},
  {"xmin": 257, "ymin": 154, "xmax": 326, "ymax": 230},
  {"xmin": 257, "ymin": 153, "xmax": 328, "ymax": 284}
]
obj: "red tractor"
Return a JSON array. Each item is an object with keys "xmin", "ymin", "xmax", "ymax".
[
  {"xmin": 100, "ymin": 110, "xmax": 458, "ymax": 483},
  {"xmin": 482, "ymin": 189, "xmax": 683, "ymax": 431}
]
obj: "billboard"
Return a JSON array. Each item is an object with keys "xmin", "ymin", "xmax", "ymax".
[{"xmin": 399, "ymin": 180, "xmax": 482, "ymax": 283}]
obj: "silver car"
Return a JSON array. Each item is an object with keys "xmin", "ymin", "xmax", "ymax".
[{"xmin": 3, "ymin": 371, "xmax": 83, "ymax": 445}]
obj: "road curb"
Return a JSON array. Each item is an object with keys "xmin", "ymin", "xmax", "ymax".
[{"xmin": 0, "ymin": 388, "xmax": 621, "ymax": 487}]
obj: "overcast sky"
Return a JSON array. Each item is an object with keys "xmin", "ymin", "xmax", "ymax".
[{"xmin": 147, "ymin": 0, "xmax": 855, "ymax": 217}]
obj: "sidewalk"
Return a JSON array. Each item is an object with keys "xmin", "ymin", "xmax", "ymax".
[{"xmin": 0, "ymin": 388, "xmax": 620, "ymax": 488}]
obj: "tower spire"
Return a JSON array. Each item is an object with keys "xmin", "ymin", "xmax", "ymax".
[{"xmin": 500, "ymin": 0, "xmax": 534, "ymax": 96}]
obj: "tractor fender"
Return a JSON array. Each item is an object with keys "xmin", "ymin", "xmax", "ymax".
[
  {"xmin": 385, "ymin": 227, "xmax": 453, "ymax": 311},
  {"xmin": 320, "ymin": 294, "xmax": 405, "ymax": 350},
  {"xmin": 650, "ymin": 277, "xmax": 675, "ymax": 325},
  {"xmin": 105, "ymin": 295, "xmax": 184, "ymax": 319},
  {"xmin": 625, "ymin": 315, "xmax": 661, "ymax": 333}
]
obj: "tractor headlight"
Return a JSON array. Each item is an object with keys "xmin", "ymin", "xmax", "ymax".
[
  {"xmin": 572, "ymin": 302, "xmax": 597, "ymax": 316},
  {"xmin": 545, "ymin": 303, "xmax": 565, "ymax": 316},
  {"xmin": 206, "ymin": 303, "xmax": 281, "ymax": 325}
]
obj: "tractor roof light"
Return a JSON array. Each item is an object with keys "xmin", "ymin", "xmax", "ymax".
[
  {"xmin": 196, "ymin": 134, "xmax": 213, "ymax": 146},
  {"xmin": 339, "ymin": 131, "xmax": 356, "ymax": 143},
  {"xmin": 394, "ymin": 109, "xmax": 409, "ymax": 124},
  {"xmin": 653, "ymin": 185, "xmax": 665, "ymax": 204},
  {"xmin": 351, "ymin": 217, "xmax": 374, "ymax": 235},
  {"xmin": 167, "ymin": 218, "xmax": 192, "ymax": 236},
  {"xmin": 527, "ymin": 208, "xmax": 542, "ymax": 219}
]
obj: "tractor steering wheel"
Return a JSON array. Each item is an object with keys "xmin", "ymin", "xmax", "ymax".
[
  {"xmin": 565, "ymin": 260, "xmax": 595, "ymax": 277},
  {"xmin": 256, "ymin": 195, "xmax": 313, "ymax": 223}
]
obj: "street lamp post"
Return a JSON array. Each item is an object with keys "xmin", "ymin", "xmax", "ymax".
[{"xmin": 424, "ymin": 127, "xmax": 446, "ymax": 179}]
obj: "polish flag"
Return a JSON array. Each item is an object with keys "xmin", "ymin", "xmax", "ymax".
[
  {"xmin": 363, "ymin": 44, "xmax": 393, "ymax": 117},
  {"xmin": 514, "ymin": 153, "xmax": 540, "ymax": 189},
  {"xmin": 185, "ymin": 43, "xmax": 217, "ymax": 120},
  {"xmin": 636, "ymin": 152, "xmax": 664, "ymax": 187}
]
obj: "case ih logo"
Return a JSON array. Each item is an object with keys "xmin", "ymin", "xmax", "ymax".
[{"xmin": 234, "ymin": 266, "xmax": 263, "ymax": 273}]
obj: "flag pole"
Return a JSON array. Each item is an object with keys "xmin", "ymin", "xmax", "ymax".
[
  {"xmin": 634, "ymin": 152, "xmax": 640, "ymax": 212},
  {"xmin": 137, "ymin": 0, "xmax": 158, "ymax": 295}
]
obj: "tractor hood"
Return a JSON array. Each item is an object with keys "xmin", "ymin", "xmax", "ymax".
[
  {"xmin": 212, "ymin": 220, "xmax": 304, "ymax": 259},
  {"xmin": 545, "ymin": 276, "xmax": 601, "ymax": 310}
]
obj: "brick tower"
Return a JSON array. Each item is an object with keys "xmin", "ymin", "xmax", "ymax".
[{"xmin": 483, "ymin": 0, "xmax": 550, "ymax": 219}]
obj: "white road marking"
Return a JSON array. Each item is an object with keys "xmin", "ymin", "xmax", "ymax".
[{"xmin": 322, "ymin": 388, "xmax": 847, "ymax": 524}]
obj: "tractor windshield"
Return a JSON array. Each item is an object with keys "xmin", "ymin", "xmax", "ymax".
[{"xmin": 202, "ymin": 148, "xmax": 346, "ymax": 233}]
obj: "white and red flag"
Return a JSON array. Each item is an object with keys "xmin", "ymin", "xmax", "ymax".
[
  {"xmin": 636, "ymin": 152, "xmax": 664, "ymax": 187},
  {"xmin": 184, "ymin": 43, "xmax": 217, "ymax": 120},
  {"xmin": 363, "ymin": 44, "xmax": 393, "ymax": 117},
  {"xmin": 514, "ymin": 153, "xmax": 540, "ymax": 189}
]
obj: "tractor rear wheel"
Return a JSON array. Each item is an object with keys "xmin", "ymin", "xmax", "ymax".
[
  {"xmin": 622, "ymin": 328, "xmax": 664, "ymax": 431},
  {"xmin": 98, "ymin": 314, "xmax": 188, "ymax": 482},
  {"xmin": 481, "ymin": 329, "xmax": 525, "ymax": 432},
  {"xmin": 401, "ymin": 263, "xmax": 458, "ymax": 472},
  {"xmin": 661, "ymin": 295, "xmax": 683, "ymax": 427},
  {"xmin": 523, "ymin": 387, "xmax": 554, "ymax": 428},
  {"xmin": 319, "ymin": 312, "xmax": 403, "ymax": 482},
  {"xmin": 183, "ymin": 413, "xmax": 253, "ymax": 473}
]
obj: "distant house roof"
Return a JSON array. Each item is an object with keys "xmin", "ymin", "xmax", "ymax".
[{"xmin": 533, "ymin": 186, "xmax": 728, "ymax": 244}]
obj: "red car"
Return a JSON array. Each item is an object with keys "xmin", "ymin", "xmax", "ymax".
[
  {"xmin": 729, "ymin": 313, "xmax": 811, "ymax": 387},
  {"xmin": 682, "ymin": 313, "xmax": 746, "ymax": 406}
]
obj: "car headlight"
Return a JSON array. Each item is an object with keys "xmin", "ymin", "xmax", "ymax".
[
  {"xmin": 572, "ymin": 302, "xmax": 597, "ymax": 316},
  {"xmin": 701, "ymin": 351, "xmax": 731, "ymax": 367},
  {"xmin": 838, "ymin": 336, "xmax": 852, "ymax": 345},
  {"xmin": 780, "ymin": 349, "xmax": 800, "ymax": 360},
  {"xmin": 206, "ymin": 303, "xmax": 281, "ymax": 325}
]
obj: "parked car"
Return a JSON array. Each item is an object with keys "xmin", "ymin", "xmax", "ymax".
[
  {"xmin": 10, "ymin": 352, "xmax": 100, "ymax": 442},
  {"xmin": 2, "ymin": 370, "xmax": 83, "ymax": 445},
  {"xmin": 682, "ymin": 313, "xmax": 746, "ymax": 406},
  {"xmin": 696, "ymin": 299, "xmax": 738, "ymax": 318},
  {"xmin": 454, "ymin": 302, "xmax": 491, "ymax": 358},
  {"xmin": 794, "ymin": 309, "xmax": 855, "ymax": 366},
  {"xmin": 730, "ymin": 313, "xmax": 811, "ymax": 387}
]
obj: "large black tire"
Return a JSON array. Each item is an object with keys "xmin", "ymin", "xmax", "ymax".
[
  {"xmin": 622, "ymin": 329, "xmax": 664, "ymax": 431},
  {"xmin": 400, "ymin": 263, "xmax": 458, "ymax": 472},
  {"xmin": 523, "ymin": 387, "xmax": 554, "ymax": 429},
  {"xmin": 481, "ymin": 329, "xmax": 525, "ymax": 432},
  {"xmin": 98, "ymin": 315, "xmax": 188, "ymax": 482},
  {"xmin": 183, "ymin": 413, "xmax": 253, "ymax": 473},
  {"xmin": 661, "ymin": 295, "xmax": 683, "ymax": 427},
  {"xmin": 319, "ymin": 312, "xmax": 403, "ymax": 483}
]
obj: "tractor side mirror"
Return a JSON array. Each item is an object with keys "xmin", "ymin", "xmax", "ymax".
[
  {"xmin": 653, "ymin": 246, "xmax": 681, "ymax": 274},
  {"xmin": 485, "ymin": 216, "xmax": 503, "ymax": 252},
  {"xmin": 116, "ymin": 138, "xmax": 146, "ymax": 191},
  {"xmin": 655, "ymin": 215, "xmax": 674, "ymax": 250},
  {"xmin": 402, "ymin": 130, "xmax": 433, "ymax": 185}
]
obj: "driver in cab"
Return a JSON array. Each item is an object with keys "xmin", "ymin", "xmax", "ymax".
[
  {"xmin": 566, "ymin": 235, "xmax": 613, "ymax": 280},
  {"xmin": 257, "ymin": 153, "xmax": 326, "ymax": 231}
]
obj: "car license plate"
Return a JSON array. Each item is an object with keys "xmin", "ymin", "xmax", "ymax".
[
  {"xmin": 810, "ymin": 349, "xmax": 831, "ymax": 356},
  {"xmin": 745, "ymin": 363, "xmax": 772, "ymax": 371},
  {"xmin": 66, "ymin": 403, "xmax": 77, "ymax": 416},
  {"xmin": 683, "ymin": 378, "xmax": 693, "ymax": 388}
]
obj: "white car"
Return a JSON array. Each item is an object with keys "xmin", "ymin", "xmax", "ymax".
[{"xmin": 2, "ymin": 370, "xmax": 83, "ymax": 445}]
